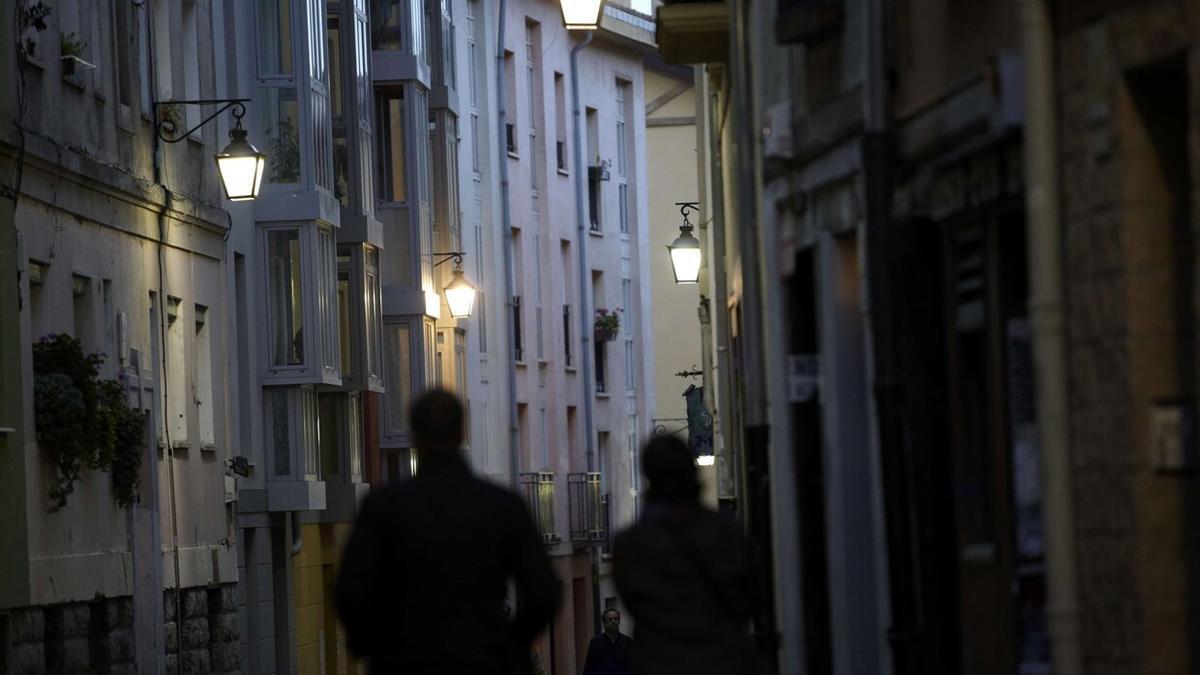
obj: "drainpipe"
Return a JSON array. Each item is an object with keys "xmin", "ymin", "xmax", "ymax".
[
  {"xmin": 144, "ymin": 4, "xmax": 183, "ymax": 671},
  {"xmin": 1018, "ymin": 1, "xmax": 1082, "ymax": 673},
  {"xmin": 569, "ymin": 29, "xmax": 602, "ymax": 636},
  {"xmin": 496, "ymin": 0, "xmax": 520, "ymax": 490}
]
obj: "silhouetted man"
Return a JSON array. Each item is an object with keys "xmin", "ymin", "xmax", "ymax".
[
  {"xmin": 613, "ymin": 435, "xmax": 759, "ymax": 675},
  {"xmin": 336, "ymin": 389, "xmax": 559, "ymax": 674},
  {"xmin": 582, "ymin": 608, "xmax": 633, "ymax": 675}
]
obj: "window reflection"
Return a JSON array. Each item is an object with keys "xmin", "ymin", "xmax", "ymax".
[
  {"xmin": 376, "ymin": 90, "xmax": 407, "ymax": 202},
  {"xmin": 371, "ymin": 0, "xmax": 404, "ymax": 50},
  {"xmin": 259, "ymin": 0, "xmax": 295, "ymax": 75},
  {"xmin": 262, "ymin": 87, "xmax": 302, "ymax": 183},
  {"xmin": 268, "ymin": 229, "xmax": 305, "ymax": 366}
]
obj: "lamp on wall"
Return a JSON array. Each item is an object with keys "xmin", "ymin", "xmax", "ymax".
[
  {"xmin": 667, "ymin": 202, "xmax": 702, "ymax": 284},
  {"xmin": 433, "ymin": 252, "xmax": 477, "ymax": 319},
  {"xmin": 560, "ymin": 0, "xmax": 605, "ymax": 30},
  {"xmin": 155, "ymin": 98, "xmax": 266, "ymax": 201}
]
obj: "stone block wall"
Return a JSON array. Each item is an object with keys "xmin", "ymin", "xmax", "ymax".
[
  {"xmin": 1057, "ymin": 3, "xmax": 1200, "ymax": 673},
  {"xmin": 3, "ymin": 584, "xmax": 239, "ymax": 674}
]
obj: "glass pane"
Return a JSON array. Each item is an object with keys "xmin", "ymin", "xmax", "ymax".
[
  {"xmin": 385, "ymin": 323, "xmax": 412, "ymax": 434},
  {"xmin": 334, "ymin": 135, "xmax": 349, "ymax": 206},
  {"xmin": 349, "ymin": 394, "xmax": 363, "ymax": 479},
  {"xmin": 258, "ymin": 0, "xmax": 294, "ymax": 75},
  {"xmin": 313, "ymin": 90, "xmax": 334, "ymax": 190},
  {"xmin": 411, "ymin": 0, "xmax": 426, "ymax": 62},
  {"xmin": 328, "ymin": 14, "xmax": 343, "ymax": 118},
  {"xmin": 319, "ymin": 228, "xmax": 339, "ymax": 372},
  {"xmin": 366, "ymin": 261, "xmax": 381, "ymax": 380},
  {"xmin": 319, "ymin": 393, "xmax": 341, "ymax": 478},
  {"xmin": 262, "ymin": 87, "xmax": 302, "ymax": 183},
  {"xmin": 271, "ymin": 390, "xmax": 290, "ymax": 474},
  {"xmin": 338, "ymin": 271, "xmax": 353, "ymax": 378},
  {"xmin": 371, "ymin": 0, "xmax": 404, "ymax": 50},
  {"xmin": 268, "ymin": 229, "xmax": 304, "ymax": 366},
  {"xmin": 377, "ymin": 91, "xmax": 407, "ymax": 202}
]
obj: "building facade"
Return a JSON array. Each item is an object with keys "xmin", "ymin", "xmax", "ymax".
[
  {"xmin": 1, "ymin": 0, "xmax": 241, "ymax": 672},
  {"xmin": 1, "ymin": 0, "xmax": 658, "ymax": 673}
]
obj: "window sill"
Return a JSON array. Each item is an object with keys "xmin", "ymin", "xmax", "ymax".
[
  {"xmin": 507, "ymin": 151, "xmax": 520, "ymax": 160},
  {"xmin": 565, "ymin": 365, "xmax": 577, "ymax": 373},
  {"xmin": 201, "ymin": 444, "xmax": 218, "ymax": 454},
  {"xmin": 63, "ymin": 74, "xmax": 86, "ymax": 91},
  {"xmin": 515, "ymin": 360, "xmax": 528, "ymax": 368},
  {"xmin": 595, "ymin": 391, "xmax": 610, "ymax": 399},
  {"xmin": 20, "ymin": 54, "xmax": 44, "ymax": 71},
  {"xmin": 557, "ymin": 168, "xmax": 570, "ymax": 177},
  {"xmin": 589, "ymin": 228, "xmax": 603, "ymax": 238}
]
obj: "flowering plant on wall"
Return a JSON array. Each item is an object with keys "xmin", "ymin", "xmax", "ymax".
[
  {"xmin": 32, "ymin": 334, "xmax": 144, "ymax": 511},
  {"xmin": 594, "ymin": 308, "xmax": 620, "ymax": 342}
]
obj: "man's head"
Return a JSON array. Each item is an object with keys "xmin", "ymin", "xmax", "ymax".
[
  {"xmin": 602, "ymin": 608, "xmax": 620, "ymax": 636},
  {"xmin": 410, "ymin": 389, "xmax": 464, "ymax": 453},
  {"xmin": 642, "ymin": 434, "xmax": 700, "ymax": 504}
]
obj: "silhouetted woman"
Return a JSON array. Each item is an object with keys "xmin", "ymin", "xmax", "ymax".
[{"xmin": 612, "ymin": 435, "xmax": 761, "ymax": 675}]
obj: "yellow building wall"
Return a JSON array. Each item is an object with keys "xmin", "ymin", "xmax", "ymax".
[{"xmin": 293, "ymin": 522, "xmax": 364, "ymax": 675}]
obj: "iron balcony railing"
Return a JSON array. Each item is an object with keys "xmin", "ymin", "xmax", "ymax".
[
  {"xmin": 567, "ymin": 473, "xmax": 606, "ymax": 545},
  {"xmin": 519, "ymin": 472, "xmax": 559, "ymax": 544}
]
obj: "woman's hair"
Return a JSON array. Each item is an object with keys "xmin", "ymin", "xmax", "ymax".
[{"xmin": 641, "ymin": 434, "xmax": 701, "ymax": 504}]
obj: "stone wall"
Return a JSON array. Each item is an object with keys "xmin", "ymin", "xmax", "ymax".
[
  {"xmin": 1057, "ymin": 3, "xmax": 1200, "ymax": 673},
  {"xmin": 4, "ymin": 584, "xmax": 239, "ymax": 674}
]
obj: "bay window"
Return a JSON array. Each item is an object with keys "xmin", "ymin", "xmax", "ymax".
[
  {"xmin": 263, "ymin": 223, "xmax": 343, "ymax": 385},
  {"xmin": 336, "ymin": 244, "xmax": 386, "ymax": 392}
]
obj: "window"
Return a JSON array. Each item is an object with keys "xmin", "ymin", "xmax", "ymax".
[
  {"xmin": 622, "ymin": 279, "xmax": 632, "ymax": 334},
  {"xmin": 258, "ymin": 0, "xmax": 295, "ymax": 75},
  {"xmin": 113, "ymin": 0, "xmax": 133, "ymax": 108},
  {"xmin": 535, "ymin": 233, "xmax": 543, "ymax": 360},
  {"xmin": 616, "ymin": 80, "xmax": 631, "ymax": 234},
  {"xmin": 595, "ymin": 342, "xmax": 606, "ymax": 393},
  {"xmin": 586, "ymin": 107, "xmax": 600, "ymax": 230},
  {"xmin": 196, "ymin": 305, "xmax": 215, "ymax": 449},
  {"xmin": 554, "ymin": 72, "xmax": 567, "ymax": 171},
  {"xmin": 261, "ymin": 87, "xmax": 302, "ymax": 184},
  {"xmin": 455, "ymin": 330, "xmax": 467, "ymax": 398},
  {"xmin": 319, "ymin": 393, "xmax": 342, "ymax": 478},
  {"xmin": 618, "ymin": 184, "xmax": 629, "ymax": 234},
  {"xmin": 376, "ymin": 89, "xmax": 407, "ymax": 202},
  {"xmin": 309, "ymin": 0, "xmax": 334, "ymax": 193},
  {"xmin": 513, "ymin": 295, "xmax": 524, "ymax": 362},
  {"xmin": 166, "ymin": 296, "xmax": 187, "ymax": 446},
  {"xmin": 137, "ymin": 3, "xmax": 152, "ymax": 114},
  {"xmin": 329, "ymin": 12, "xmax": 349, "ymax": 205},
  {"xmin": 267, "ymin": 229, "xmax": 305, "ymax": 367},
  {"xmin": 183, "ymin": 0, "xmax": 201, "ymax": 128},
  {"xmin": 504, "ymin": 51, "xmax": 517, "ymax": 155},
  {"xmin": 563, "ymin": 304, "xmax": 572, "ymax": 366},
  {"xmin": 624, "ymin": 339, "xmax": 635, "ymax": 391},
  {"xmin": 365, "ymin": 248, "xmax": 383, "ymax": 388},
  {"xmin": 525, "ymin": 21, "xmax": 540, "ymax": 190},
  {"xmin": 384, "ymin": 321, "xmax": 413, "ymax": 437},
  {"xmin": 337, "ymin": 252, "xmax": 354, "ymax": 378},
  {"xmin": 319, "ymin": 228, "xmax": 339, "ymax": 379},
  {"xmin": 371, "ymin": 0, "xmax": 404, "ymax": 50}
]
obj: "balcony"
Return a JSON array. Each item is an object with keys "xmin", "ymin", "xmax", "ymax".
[
  {"xmin": 655, "ymin": 1, "xmax": 729, "ymax": 65},
  {"xmin": 520, "ymin": 472, "xmax": 560, "ymax": 545},
  {"xmin": 568, "ymin": 473, "xmax": 607, "ymax": 546}
]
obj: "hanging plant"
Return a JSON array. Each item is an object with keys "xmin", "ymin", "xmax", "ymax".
[
  {"xmin": 34, "ymin": 373, "xmax": 88, "ymax": 510},
  {"xmin": 594, "ymin": 308, "xmax": 620, "ymax": 342},
  {"xmin": 17, "ymin": 0, "xmax": 52, "ymax": 60},
  {"xmin": 60, "ymin": 31, "xmax": 87, "ymax": 77},
  {"xmin": 32, "ymin": 334, "xmax": 143, "ymax": 510},
  {"xmin": 111, "ymin": 404, "xmax": 145, "ymax": 507}
]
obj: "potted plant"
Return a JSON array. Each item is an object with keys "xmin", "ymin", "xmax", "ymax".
[
  {"xmin": 594, "ymin": 308, "xmax": 620, "ymax": 342},
  {"xmin": 588, "ymin": 158, "xmax": 612, "ymax": 182},
  {"xmin": 18, "ymin": 0, "xmax": 53, "ymax": 61},
  {"xmin": 60, "ymin": 31, "xmax": 87, "ymax": 78}
]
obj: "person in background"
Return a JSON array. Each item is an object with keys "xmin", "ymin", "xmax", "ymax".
[
  {"xmin": 613, "ymin": 435, "xmax": 760, "ymax": 675},
  {"xmin": 335, "ymin": 389, "xmax": 560, "ymax": 675},
  {"xmin": 581, "ymin": 608, "xmax": 634, "ymax": 675}
]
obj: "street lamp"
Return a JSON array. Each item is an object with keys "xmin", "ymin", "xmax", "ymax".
[
  {"xmin": 155, "ymin": 99, "xmax": 266, "ymax": 201},
  {"xmin": 215, "ymin": 122, "xmax": 267, "ymax": 201},
  {"xmin": 433, "ymin": 252, "xmax": 477, "ymax": 319},
  {"xmin": 560, "ymin": 0, "xmax": 605, "ymax": 30},
  {"xmin": 667, "ymin": 202, "xmax": 702, "ymax": 284}
]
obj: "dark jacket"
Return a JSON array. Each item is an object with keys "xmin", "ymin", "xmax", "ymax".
[
  {"xmin": 335, "ymin": 453, "xmax": 559, "ymax": 674},
  {"xmin": 582, "ymin": 631, "xmax": 634, "ymax": 675},
  {"xmin": 613, "ymin": 504, "xmax": 755, "ymax": 675}
]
